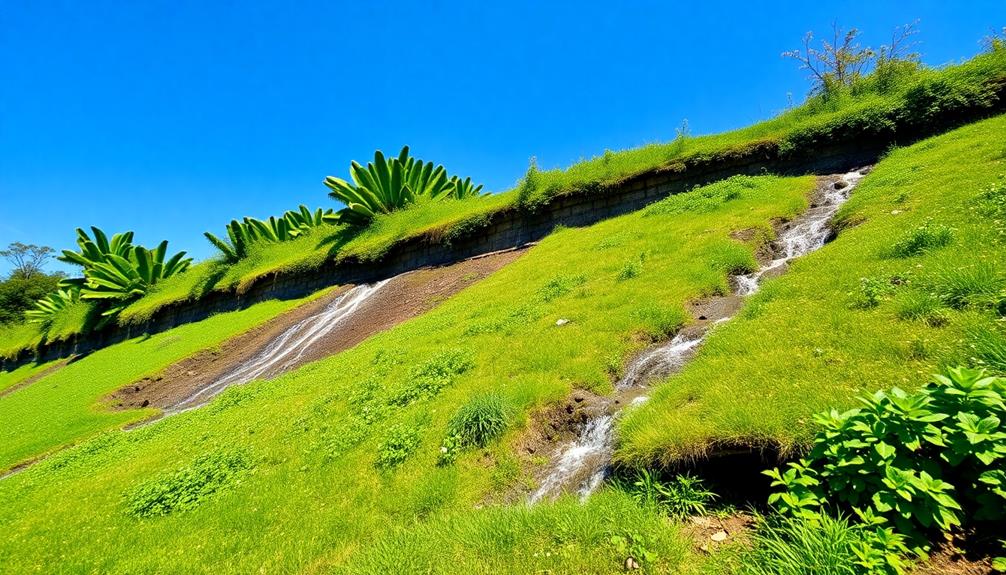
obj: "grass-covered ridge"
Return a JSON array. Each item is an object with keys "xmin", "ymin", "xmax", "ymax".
[
  {"xmin": 0, "ymin": 174, "xmax": 812, "ymax": 573},
  {"xmin": 618, "ymin": 112, "xmax": 1006, "ymax": 465},
  {"xmin": 2, "ymin": 47, "xmax": 1004, "ymax": 359}
]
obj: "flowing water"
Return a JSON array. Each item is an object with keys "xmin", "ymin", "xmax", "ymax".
[
  {"xmin": 529, "ymin": 169, "xmax": 868, "ymax": 503},
  {"xmin": 166, "ymin": 280, "xmax": 389, "ymax": 414}
]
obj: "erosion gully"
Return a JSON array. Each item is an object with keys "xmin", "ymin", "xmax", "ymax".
[{"xmin": 530, "ymin": 169, "xmax": 869, "ymax": 504}]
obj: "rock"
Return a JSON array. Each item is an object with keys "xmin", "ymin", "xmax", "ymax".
[
  {"xmin": 834, "ymin": 180, "xmax": 849, "ymax": 190},
  {"xmin": 573, "ymin": 394, "xmax": 584, "ymax": 403},
  {"xmin": 556, "ymin": 318, "xmax": 570, "ymax": 326},
  {"xmin": 710, "ymin": 530, "xmax": 728, "ymax": 542},
  {"xmin": 624, "ymin": 557, "xmax": 640, "ymax": 570},
  {"xmin": 140, "ymin": 399, "xmax": 149, "ymax": 408}
]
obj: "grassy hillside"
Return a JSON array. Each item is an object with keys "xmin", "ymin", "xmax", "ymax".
[
  {"xmin": 0, "ymin": 174, "xmax": 812, "ymax": 573},
  {"xmin": 2, "ymin": 47, "xmax": 1003, "ymax": 358},
  {"xmin": 619, "ymin": 112, "xmax": 1006, "ymax": 464},
  {"xmin": 0, "ymin": 291, "xmax": 330, "ymax": 471}
]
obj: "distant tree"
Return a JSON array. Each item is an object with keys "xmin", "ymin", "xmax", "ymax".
[
  {"xmin": 784, "ymin": 21, "xmax": 920, "ymax": 95},
  {"xmin": 1, "ymin": 242, "xmax": 55, "ymax": 280},
  {"xmin": 0, "ymin": 242, "xmax": 64, "ymax": 324}
]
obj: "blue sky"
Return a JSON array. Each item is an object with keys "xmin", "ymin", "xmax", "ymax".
[{"xmin": 1, "ymin": 0, "xmax": 1003, "ymax": 276}]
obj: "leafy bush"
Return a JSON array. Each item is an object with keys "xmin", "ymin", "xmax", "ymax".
[
  {"xmin": 125, "ymin": 449, "xmax": 253, "ymax": 518},
  {"xmin": 740, "ymin": 512, "xmax": 908, "ymax": 575},
  {"xmin": 931, "ymin": 260, "xmax": 1005, "ymax": 310},
  {"xmin": 855, "ymin": 276, "xmax": 895, "ymax": 308},
  {"xmin": 439, "ymin": 393, "xmax": 511, "ymax": 463},
  {"xmin": 375, "ymin": 423, "xmax": 421, "ymax": 469},
  {"xmin": 765, "ymin": 367, "xmax": 1006, "ymax": 547},
  {"xmin": 887, "ymin": 220, "xmax": 953, "ymax": 258},
  {"xmin": 388, "ymin": 349, "xmax": 475, "ymax": 407},
  {"xmin": 617, "ymin": 469, "xmax": 716, "ymax": 519},
  {"xmin": 325, "ymin": 146, "xmax": 484, "ymax": 225}
]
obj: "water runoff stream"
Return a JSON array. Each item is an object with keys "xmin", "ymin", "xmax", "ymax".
[
  {"xmin": 529, "ymin": 169, "xmax": 869, "ymax": 504},
  {"xmin": 165, "ymin": 280, "xmax": 389, "ymax": 415}
]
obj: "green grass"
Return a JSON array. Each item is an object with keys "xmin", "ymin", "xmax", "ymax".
[
  {"xmin": 7, "ymin": 47, "xmax": 1004, "ymax": 351},
  {"xmin": 618, "ymin": 113, "xmax": 1006, "ymax": 465},
  {"xmin": 0, "ymin": 291, "xmax": 330, "ymax": 471},
  {"xmin": 0, "ymin": 360, "xmax": 60, "ymax": 395},
  {"xmin": 0, "ymin": 174, "xmax": 811, "ymax": 573}
]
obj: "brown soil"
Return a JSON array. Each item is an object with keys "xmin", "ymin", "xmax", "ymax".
[
  {"xmin": 106, "ymin": 247, "xmax": 526, "ymax": 412},
  {"xmin": 910, "ymin": 536, "xmax": 1000, "ymax": 575},
  {"xmin": 683, "ymin": 513, "xmax": 755, "ymax": 554},
  {"xmin": 0, "ymin": 359, "xmax": 68, "ymax": 399}
]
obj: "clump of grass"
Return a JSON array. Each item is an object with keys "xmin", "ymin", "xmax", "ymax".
[
  {"xmin": 739, "ymin": 513, "xmax": 907, "ymax": 575},
  {"xmin": 617, "ymin": 254, "xmax": 645, "ymax": 281},
  {"xmin": 537, "ymin": 274, "xmax": 587, "ymax": 301},
  {"xmin": 887, "ymin": 219, "xmax": 953, "ymax": 258},
  {"xmin": 440, "ymin": 393, "xmax": 512, "ymax": 463},
  {"xmin": 853, "ymin": 276, "xmax": 896, "ymax": 309},
  {"xmin": 125, "ymin": 449, "xmax": 254, "ymax": 518},
  {"xmin": 707, "ymin": 240, "xmax": 758, "ymax": 275},
  {"xmin": 375, "ymin": 423, "xmax": 422, "ymax": 469},
  {"xmin": 631, "ymin": 304, "xmax": 687, "ymax": 340},
  {"xmin": 616, "ymin": 469, "xmax": 717, "ymax": 519},
  {"xmin": 967, "ymin": 320, "xmax": 1006, "ymax": 373},
  {"xmin": 931, "ymin": 260, "xmax": 1005, "ymax": 310},
  {"xmin": 895, "ymin": 290, "xmax": 949, "ymax": 326}
]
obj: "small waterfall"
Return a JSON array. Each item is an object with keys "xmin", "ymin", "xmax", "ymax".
[
  {"xmin": 167, "ymin": 281, "xmax": 388, "ymax": 413},
  {"xmin": 530, "ymin": 169, "xmax": 868, "ymax": 503}
]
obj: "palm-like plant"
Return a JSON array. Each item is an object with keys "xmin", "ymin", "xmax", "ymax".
[
  {"xmin": 25, "ymin": 287, "xmax": 81, "ymax": 324},
  {"xmin": 54, "ymin": 227, "xmax": 192, "ymax": 317},
  {"xmin": 324, "ymin": 146, "xmax": 485, "ymax": 225},
  {"xmin": 204, "ymin": 205, "xmax": 336, "ymax": 263},
  {"xmin": 448, "ymin": 176, "xmax": 485, "ymax": 199}
]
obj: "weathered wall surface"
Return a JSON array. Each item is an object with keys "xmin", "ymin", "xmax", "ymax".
[{"xmin": 4, "ymin": 100, "xmax": 1004, "ymax": 371}]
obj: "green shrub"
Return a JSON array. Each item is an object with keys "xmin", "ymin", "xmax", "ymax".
[
  {"xmin": 765, "ymin": 367, "xmax": 1006, "ymax": 548},
  {"xmin": 388, "ymin": 349, "xmax": 474, "ymax": 407},
  {"xmin": 617, "ymin": 469, "xmax": 716, "ymax": 519},
  {"xmin": 888, "ymin": 220, "xmax": 953, "ymax": 258},
  {"xmin": 376, "ymin": 423, "xmax": 422, "ymax": 469},
  {"xmin": 125, "ymin": 449, "xmax": 253, "ymax": 518},
  {"xmin": 740, "ymin": 512, "xmax": 908, "ymax": 575},
  {"xmin": 855, "ymin": 276, "xmax": 896, "ymax": 308},
  {"xmin": 439, "ymin": 393, "xmax": 511, "ymax": 463},
  {"xmin": 894, "ymin": 290, "xmax": 948, "ymax": 327},
  {"xmin": 931, "ymin": 260, "xmax": 1005, "ymax": 310}
]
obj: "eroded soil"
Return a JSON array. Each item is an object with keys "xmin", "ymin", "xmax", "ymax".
[{"xmin": 107, "ymin": 248, "xmax": 526, "ymax": 412}]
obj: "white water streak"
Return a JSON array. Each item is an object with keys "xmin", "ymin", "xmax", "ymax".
[
  {"xmin": 530, "ymin": 169, "xmax": 868, "ymax": 503},
  {"xmin": 167, "ymin": 281, "xmax": 388, "ymax": 413}
]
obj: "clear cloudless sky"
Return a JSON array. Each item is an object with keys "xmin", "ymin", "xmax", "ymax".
[{"xmin": 1, "ymin": 0, "xmax": 1003, "ymax": 275}]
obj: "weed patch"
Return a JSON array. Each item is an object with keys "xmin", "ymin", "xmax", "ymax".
[
  {"xmin": 887, "ymin": 219, "xmax": 953, "ymax": 258},
  {"xmin": 125, "ymin": 449, "xmax": 254, "ymax": 518},
  {"xmin": 376, "ymin": 423, "xmax": 422, "ymax": 469}
]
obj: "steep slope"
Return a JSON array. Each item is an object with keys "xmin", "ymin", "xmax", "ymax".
[{"xmin": 0, "ymin": 174, "xmax": 812, "ymax": 573}]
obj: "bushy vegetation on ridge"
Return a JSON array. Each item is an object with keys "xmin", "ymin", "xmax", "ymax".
[{"xmin": 2, "ymin": 45, "xmax": 1004, "ymax": 360}]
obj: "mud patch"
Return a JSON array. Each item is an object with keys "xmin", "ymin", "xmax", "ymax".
[{"xmin": 108, "ymin": 248, "xmax": 526, "ymax": 413}]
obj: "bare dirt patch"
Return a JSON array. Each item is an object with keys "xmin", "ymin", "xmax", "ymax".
[
  {"xmin": 683, "ymin": 513, "xmax": 755, "ymax": 554},
  {"xmin": 107, "ymin": 248, "xmax": 526, "ymax": 412}
]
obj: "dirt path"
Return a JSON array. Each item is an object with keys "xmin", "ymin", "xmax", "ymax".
[
  {"xmin": 107, "ymin": 248, "xmax": 526, "ymax": 412},
  {"xmin": 0, "ymin": 360, "xmax": 69, "ymax": 399}
]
